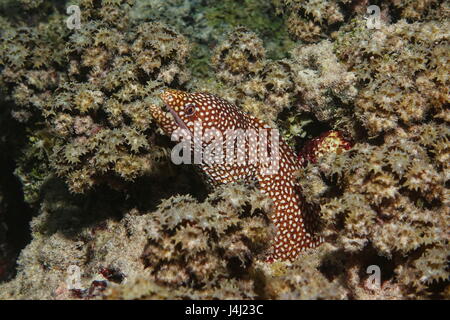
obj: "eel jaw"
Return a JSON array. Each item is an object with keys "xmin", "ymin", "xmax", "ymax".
[
  {"xmin": 160, "ymin": 90, "xmax": 191, "ymax": 134},
  {"xmin": 165, "ymin": 104, "xmax": 190, "ymax": 133}
]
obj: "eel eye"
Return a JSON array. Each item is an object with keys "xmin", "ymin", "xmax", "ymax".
[{"xmin": 184, "ymin": 103, "xmax": 196, "ymax": 117}]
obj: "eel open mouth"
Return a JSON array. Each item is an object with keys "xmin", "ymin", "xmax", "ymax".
[{"xmin": 160, "ymin": 90, "xmax": 191, "ymax": 134}]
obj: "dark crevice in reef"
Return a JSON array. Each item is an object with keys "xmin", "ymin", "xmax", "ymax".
[
  {"xmin": 277, "ymin": 107, "xmax": 332, "ymax": 154},
  {"xmin": 36, "ymin": 179, "xmax": 127, "ymax": 240},
  {"xmin": 0, "ymin": 154, "xmax": 33, "ymax": 250},
  {"xmin": 0, "ymin": 106, "xmax": 34, "ymax": 282}
]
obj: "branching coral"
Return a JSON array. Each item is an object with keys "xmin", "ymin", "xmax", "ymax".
[
  {"xmin": 390, "ymin": 0, "xmax": 450, "ymax": 21},
  {"xmin": 48, "ymin": 1, "xmax": 191, "ymax": 193},
  {"xmin": 0, "ymin": 12, "xmax": 68, "ymax": 123},
  {"xmin": 287, "ymin": 15, "xmax": 449, "ymax": 299},
  {"xmin": 297, "ymin": 122, "xmax": 449, "ymax": 298},
  {"xmin": 275, "ymin": 0, "xmax": 351, "ymax": 42},
  {"xmin": 277, "ymin": 0, "xmax": 449, "ymax": 43},
  {"xmin": 263, "ymin": 245, "xmax": 348, "ymax": 299},
  {"xmin": 206, "ymin": 4, "xmax": 448, "ymax": 141},
  {"xmin": 0, "ymin": 183, "xmax": 274, "ymax": 299},
  {"xmin": 139, "ymin": 184, "xmax": 274, "ymax": 296},
  {"xmin": 212, "ymin": 27, "xmax": 266, "ymax": 84},
  {"xmin": 207, "ymin": 31, "xmax": 358, "ymax": 136},
  {"xmin": 2, "ymin": 0, "xmax": 191, "ymax": 193},
  {"xmin": 289, "ymin": 40, "xmax": 357, "ymax": 123},
  {"xmin": 207, "ymin": 40, "xmax": 296, "ymax": 125},
  {"xmin": 335, "ymin": 18, "xmax": 449, "ymax": 136}
]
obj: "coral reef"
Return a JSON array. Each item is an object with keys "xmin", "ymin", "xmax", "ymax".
[
  {"xmin": 0, "ymin": 9, "xmax": 68, "ymax": 123},
  {"xmin": 289, "ymin": 40, "xmax": 357, "ymax": 123},
  {"xmin": 390, "ymin": 0, "xmax": 450, "ymax": 21},
  {"xmin": 297, "ymin": 122, "xmax": 449, "ymax": 298},
  {"xmin": 130, "ymin": 0, "xmax": 292, "ymax": 78},
  {"xmin": 276, "ymin": 0, "xmax": 449, "ymax": 43},
  {"xmin": 0, "ymin": 182, "xmax": 274, "ymax": 299},
  {"xmin": 206, "ymin": 29, "xmax": 357, "ymax": 139},
  {"xmin": 0, "ymin": 0, "xmax": 448, "ymax": 300},
  {"xmin": 263, "ymin": 245, "xmax": 348, "ymax": 299},
  {"xmin": 335, "ymin": 18, "xmax": 449, "ymax": 136},
  {"xmin": 207, "ymin": 27, "xmax": 296, "ymax": 124},
  {"xmin": 46, "ymin": 17, "xmax": 190, "ymax": 192},
  {"xmin": 1, "ymin": 0, "xmax": 191, "ymax": 193},
  {"xmin": 276, "ymin": 0, "xmax": 349, "ymax": 42},
  {"xmin": 212, "ymin": 27, "xmax": 266, "ymax": 84},
  {"xmin": 137, "ymin": 184, "xmax": 274, "ymax": 298}
]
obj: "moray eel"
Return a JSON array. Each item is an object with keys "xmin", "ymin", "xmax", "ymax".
[{"xmin": 150, "ymin": 89, "xmax": 350, "ymax": 262}]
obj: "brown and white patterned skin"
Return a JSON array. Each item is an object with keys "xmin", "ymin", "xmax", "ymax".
[{"xmin": 150, "ymin": 89, "xmax": 322, "ymax": 262}]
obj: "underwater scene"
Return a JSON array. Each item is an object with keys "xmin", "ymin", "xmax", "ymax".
[{"xmin": 0, "ymin": 0, "xmax": 448, "ymax": 300}]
